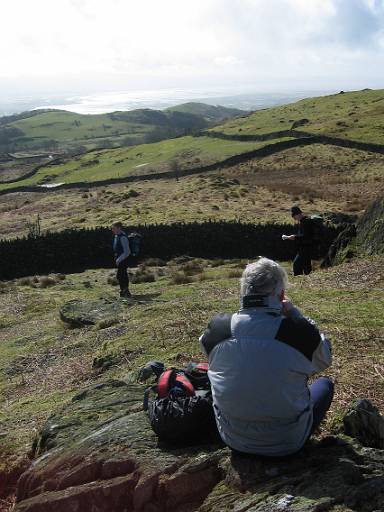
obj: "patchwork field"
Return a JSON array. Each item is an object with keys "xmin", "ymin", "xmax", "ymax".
[
  {"xmin": 0, "ymin": 136, "xmax": 289, "ymax": 193},
  {"xmin": 1, "ymin": 143, "xmax": 383, "ymax": 239}
]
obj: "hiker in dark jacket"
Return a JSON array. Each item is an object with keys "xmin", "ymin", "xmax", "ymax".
[
  {"xmin": 199, "ymin": 257, "xmax": 334, "ymax": 457},
  {"xmin": 282, "ymin": 206, "xmax": 314, "ymax": 275},
  {"xmin": 111, "ymin": 221, "xmax": 131, "ymax": 298}
]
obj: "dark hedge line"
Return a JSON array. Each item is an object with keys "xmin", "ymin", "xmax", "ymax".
[
  {"xmin": 0, "ymin": 222, "xmax": 339, "ymax": 280},
  {"xmin": 0, "ymin": 221, "xmax": 341, "ymax": 280}
]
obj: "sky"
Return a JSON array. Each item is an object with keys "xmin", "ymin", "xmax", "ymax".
[{"xmin": 1, "ymin": 0, "xmax": 384, "ymax": 97}]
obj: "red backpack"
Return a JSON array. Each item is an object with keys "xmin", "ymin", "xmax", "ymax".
[{"xmin": 142, "ymin": 362, "xmax": 216, "ymax": 442}]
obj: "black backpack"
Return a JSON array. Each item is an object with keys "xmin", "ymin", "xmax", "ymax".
[
  {"xmin": 128, "ymin": 232, "xmax": 142, "ymax": 257},
  {"xmin": 142, "ymin": 362, "xmax": 217, "ymax": 442},
  {"xmin": 310, "ymin": 215, "xmax": 325, "ymax": 257}
]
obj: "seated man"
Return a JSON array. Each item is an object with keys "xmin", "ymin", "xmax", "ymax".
[{"xmin": 199, "ymin": 257, "xmax": 333, "ymax": 457}]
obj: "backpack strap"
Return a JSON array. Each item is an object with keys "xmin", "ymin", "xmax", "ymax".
[
  {"xmin": 143, "ymin": 384, "xmax": 157, "ymax": 411},
  {"xmin": 194, "ymin": 363, "xmax": 209, "ymax": 372},
  {"xmin": 175, "ymin": 373, "xmax": 195, "ymax": 397},
  {"xmin": 157, "ymin": 369, "xmax": 175, "ymax": 398}
]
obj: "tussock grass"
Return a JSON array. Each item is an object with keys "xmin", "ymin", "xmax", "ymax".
[
  {"xmin": 170, "ymin": 271, "xmax": 193, "ymax": 285},
  {"xmin": 227, "ymin": 269, "xmax": 243, "ymax": 279}
]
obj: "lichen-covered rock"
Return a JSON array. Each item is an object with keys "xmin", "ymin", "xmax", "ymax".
[
  {"xmin": 59, "ymin": 298, "xmax": 126, "ymax": 327},
  {"xmin": 321, "ymin": 224, "xmax": 357, "ymax": 268},
  {"xmin": 14, "ymin": 382, "xmax": 384, "ymax": 512},
  {"xmin": 357, "ymin": 195, "xmax": 384, "ymax": 254},
  {"xmin": 343, "ymin": 399, "xmax": 384, "ymax": 449}
]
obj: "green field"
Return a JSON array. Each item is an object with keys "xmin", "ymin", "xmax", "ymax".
[
  {"xmin": 212, "ymin": 89, "xmax": 384, "ymax": 143},
  {"xmin": 0, "ymin": 135, "xmax": 290, "ymax": 191},
  {"xmin": 0, "ymin": 102, "xmax": 244, "ymax": 155}
]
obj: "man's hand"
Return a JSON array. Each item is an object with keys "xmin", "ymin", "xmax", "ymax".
[{"xmin": 282, "ymin": 298, "xmax": 294, "ymax": 316}]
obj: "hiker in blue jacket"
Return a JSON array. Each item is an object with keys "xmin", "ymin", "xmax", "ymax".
[
  {"xmin": 199, "ymin": 257, "xmax": 334, "ymax": 457},
  {"xmin": 111, "ymin": 221, "xmax": 131, "ymax": 298}
]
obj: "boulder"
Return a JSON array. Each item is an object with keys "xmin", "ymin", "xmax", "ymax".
[
  {"xmin": 357, "ymin": 195, "xmax": 384, "ymax": 254},
  {"xmin": 13, "ymin": 381, "xmax": 384, "ymax": 512},
  {"xmin": 344, "ymin": 399, "xmax": 384, "ymax": 449},
  {"xmin": 321, "ymin": 224, "xmax": 357, "ymax": 268},
  {"xmin": 59, "ymin": 298, "xmax": 126, "ymax": 327}
]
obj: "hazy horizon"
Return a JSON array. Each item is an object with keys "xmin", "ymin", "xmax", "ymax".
[
  {"xmin": 0, "ymin": 86, "xmax": 339, "ymax": 117},
  {"xmin": 1, "ymin": 0, "xmax": 384, "ymax": 114}
]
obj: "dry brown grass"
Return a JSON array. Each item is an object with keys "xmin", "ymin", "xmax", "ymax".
[
  {"xmin": 170, "ymin": 271, "xmax": 193, "ymax": 285},
  {"xmin": 227, "ymin": 269, "xmax": 243, "ymax": 279},
  {"xmin": 3, "ymin": 143, "xmax": 383, "ymax": 239}
]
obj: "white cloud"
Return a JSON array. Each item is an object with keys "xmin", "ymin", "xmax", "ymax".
[{"xmin": 1, "ymin": 0, "xmax": 384, "ymax": 92}]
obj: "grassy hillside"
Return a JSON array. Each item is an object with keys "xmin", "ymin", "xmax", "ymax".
[
  {"xmin": 1, "ymin": 89, "xmax": 384, "ymax": 238},
  {"xmin": 167, "ymin": 102, "xmax": 245, "ymax": 122},
  {"xmin": 0, "ymin": 103, "xmax": 244, "ymax": 155},
  {"xmin": 212, "ymin": 89, "xmax": 384, "ymax": 143},
  {"xmin": 0, "ymin": 135, "xmax": 290, "ymax": 192},
  {"xmin": 1, "ymin": 256, "xmax": 383, "ymax": 474},
  {"xmin": 1, "ymin": 143, "xmax": 382, "ymax": 239}
]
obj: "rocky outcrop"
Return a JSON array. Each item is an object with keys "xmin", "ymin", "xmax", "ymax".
[
  {"xmin": 357, "ymin": 195, "xmax": 384, "ymax": 255},
  {"xmin": 321, "ymin": 224, "xmax": 357, "ymax": 268},
  {"xmin": 59, "ymin": 298, "xmax": 127, "ymax": 327},
  {"xmin": 344, "ymin": 399, "xmax": 384, "ymax": 449},
  {"xmin": 13, "ymin": 380, "xmax": 384, "ymax": 512}
]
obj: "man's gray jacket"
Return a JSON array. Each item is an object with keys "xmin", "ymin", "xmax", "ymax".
[{"xmin": 199, "ymin": 298, "xmax": 332, "ymax": 456}]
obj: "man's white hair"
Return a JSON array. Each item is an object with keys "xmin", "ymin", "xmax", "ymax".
[{"xmin": 240, "ymin": 257, "xmax": 289, "ymax": 298}]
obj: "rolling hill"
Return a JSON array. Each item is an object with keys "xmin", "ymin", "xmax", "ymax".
[
  {"xmin": 210, "ymin": 88, "xmax": 384, "ymax": 143},
  {"xmin": 1, "ymin": 88, "xmax": 384, "ymax": 238},
  {"xmin": 0, "ymin": 102, "xmax": 245, "ymax": 155}
]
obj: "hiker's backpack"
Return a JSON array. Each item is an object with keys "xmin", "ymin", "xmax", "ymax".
[
  {"xmin": 142, "ymin": 362, "xmax": 217, "ymax": 442},
  {"xmin": 128, "ymin": 232, "xmax": 142, "ymax": 257},
  {"xmin": 310, "ymin": 215, "xmax": 325, "ymax": 257}
]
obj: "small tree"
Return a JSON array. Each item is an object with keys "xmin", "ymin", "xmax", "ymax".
[
  {"xmin": 26, "ymin": 214, "xmax": 41, "ymax": 238},
  {"xmin": 169, "ymin": 158, "xmax": 180, "ymax": 181}
]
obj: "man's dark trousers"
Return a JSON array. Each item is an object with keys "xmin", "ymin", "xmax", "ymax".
[
  {"xmin": 293, "ymin": 248, "xmax": 312, "ymax": 276},
  {"xmin": 309, "ymin": 377, "xmax": 334, "ymax": 433},
  {"xmin": 117, "ymin": 258, "xmax": 130, "ymax": 293}
]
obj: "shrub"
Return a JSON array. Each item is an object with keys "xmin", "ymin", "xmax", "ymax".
[
  {"xmin": 144, "ymin": 257, "xmax": 167, "ymax": 267},
  {"xmin": 17, "ymin": 276, "xmax": 33, "ymax": 286},
  {"xmin": 123, "ymin": 189, "xmax": 140, "ymax": 199},
  {"xmin": 180, "ymin": 260, "xmax": 204, "ymax": 275},
  {"xmin": 38, "ymin": 276, "xmax": 57, "ymax": 288},
  {"xmin": 227, "ymin": 269, "xmax": 243, "ymax": 278},
  {"xmin": 170, "ymin": 272, "xmax": 193, "ymax": 285},
  {"xmin": 130, "ymin": 267, "xmax": 156, "ymax": 284},
  {"xmin": 210, "ymin": 259, "xmax": 225, "ymax": 267},
  {"xmin": 107, "ymin": 275, "xmax": 118, "ymax": 286},
  {"xmin": 95, "ymin": 318, "xmax": 119, "ymax": 330},
  {"xmin": 196, "ymin": 272, "xmax": 208, "ymax": 282},
  {"xmin": 0, "ymin": 281, "xmax": 9, "ymax": 293}
]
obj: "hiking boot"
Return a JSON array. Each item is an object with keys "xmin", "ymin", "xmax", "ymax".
[{"xmin": 120, "ymin": 289, "xmax": 132, "ymax": 298}]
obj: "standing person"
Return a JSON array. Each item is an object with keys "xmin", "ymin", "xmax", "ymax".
[
  {"xmin": 199, "ymin": 257, "xmax": 333, "ymax": 457},
  {"xmin": 111, "ymin": 221, "xmax": 131, "ymax": 298},
  {"xmin": 283, "ymin": 206, "xmax": 313, "ymax": 276}
]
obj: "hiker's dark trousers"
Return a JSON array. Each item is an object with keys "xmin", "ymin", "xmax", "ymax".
[
  {"xmin": 309, "ymin": 377, "xmax": 334, "ymax": 434},
  {"xmin": 117, "ymin": 258, "xmax": 130, "ymax": 292},
  {"xmin": 293, "ymin": 249, "xmax": 312, "ymax": 276}
]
